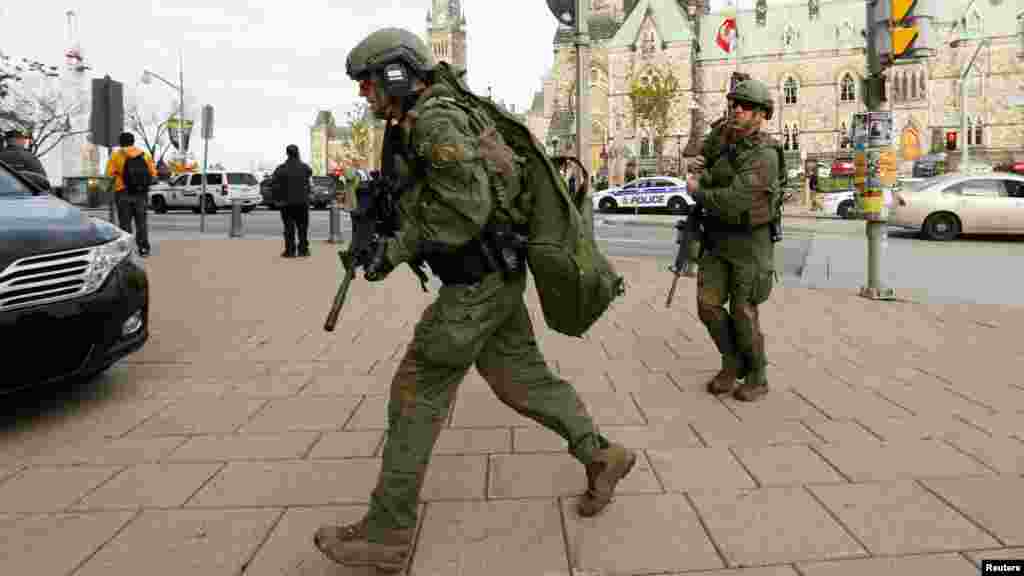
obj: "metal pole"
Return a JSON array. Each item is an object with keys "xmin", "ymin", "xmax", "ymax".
[
  {"xmin": 575, "ymin": 0, "xmax": 593, "ymax": 238},
  {"xmin": 959, "ymin": 39, "xmax": 988, "ymax": 172}
]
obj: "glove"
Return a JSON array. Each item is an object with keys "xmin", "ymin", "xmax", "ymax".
[
  {"xmin": 363, "ymin": 240, "xmax": 394, "ymax": 282},
  {"xmin": 690, "ymin": 186, "xmax": 706, "ymax": 205}
]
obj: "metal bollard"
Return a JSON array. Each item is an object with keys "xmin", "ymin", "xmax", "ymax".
[
  {"xmin": 229, "ymin": 199, "xmax": 244, "ymax": 238},
  {"xmin": 327, "ymin": 202, "xmax": 342, "ymax": 244}
]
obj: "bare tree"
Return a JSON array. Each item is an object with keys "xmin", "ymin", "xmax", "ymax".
[
  {"xmin": 126, "ymin": 104, "xmax": 172, "ymax": 165},
  {"xmin": 0, "ymin": 52, "xmax": 86, "ymax": 158},
  {"xmin": 628, "ymin": 64, "xmax": 681, "ymax": 175}
]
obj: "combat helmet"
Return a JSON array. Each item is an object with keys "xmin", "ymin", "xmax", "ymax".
[
  {"xmin": 727, "ymin": 79, "xmax": 775, "ymax": 120},
  {"xmin": 346, "ymin": 27, "xmax": 436, "ymax": 97}
]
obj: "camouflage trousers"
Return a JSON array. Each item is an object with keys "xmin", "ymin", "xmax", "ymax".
[
  {"xmin": 364, "ymin": 271, "xmax": 607, "ymax": 539},
  {"xmin": 696, "ymin": 252, "xmax": 774, "ymax": 382}
]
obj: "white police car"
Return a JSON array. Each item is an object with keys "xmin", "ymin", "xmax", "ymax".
[{"xmin": 592, "ymin": 176, "xmax": 694, "ymax": 214}]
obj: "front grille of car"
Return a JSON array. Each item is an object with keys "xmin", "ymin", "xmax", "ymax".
[
  {"xmin": 4, "ymin": 311, "xmax": 96, "ymax": 387},
  {"xmin": 0, "ymin": 247, "xmax": 93, "ymax": 313}
]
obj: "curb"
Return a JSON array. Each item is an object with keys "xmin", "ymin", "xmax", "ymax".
[{"xmin": 597, "ymin": 210, "xmax": 839, "ymax": 229}]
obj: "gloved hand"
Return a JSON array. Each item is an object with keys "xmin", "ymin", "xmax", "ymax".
[
  {"xmin": 687, "ymin": 174, "xmax": 706, "ymax": 204},
  {"xmin": 364, "ymin": 240, "xmax": 394, "ymax": 282}
]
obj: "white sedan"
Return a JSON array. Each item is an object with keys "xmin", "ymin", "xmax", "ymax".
[{"xmin": 592, "ymin": 176, "xmax": 694, "ymax": 214}]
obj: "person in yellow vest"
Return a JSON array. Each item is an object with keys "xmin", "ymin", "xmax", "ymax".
[{"xmin": 106, "ymin": 132, "xmax": 157, "ymax": 256}]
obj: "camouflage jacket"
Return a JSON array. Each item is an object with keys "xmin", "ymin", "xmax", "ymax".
[
  {"xmin": 698, "ymin": 129, "xmax": 780, "ymax": 229},
  {"xmin": 383, "ymin": 84, "xmax": 494, "ymax": 268}
]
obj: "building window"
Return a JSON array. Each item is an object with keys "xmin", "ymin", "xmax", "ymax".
[
  {"xmin": 839, "ymin": 122, "xmax": 850, "ymax": 148},
  {"xmin": 783, "ymin": 126, "xmax": 792, "ymax": 150},
  {"xmin": 640, "ymin": 138, "xmax": 651, "ymax": 158},
  {"xmin": 792, "ymin": 125, "xmax": 800, "ymax": 150},
  {"xmin": 642, "ymin": 31, "xmax": 656, "ymax": 56},
  {"xmin": 910, "ymin": 72, "xmax": 918, "ymax": 99},
  {"xmin": 783, "ymin": 77, "xmax": 799, "ymax": 105},
  {"xmin": 919, "ymin": 72, "xmax": 927, "ymax": 99},
  {"xmin": 840, "ymin": 74, "xmax": 856, "ymax": 102},
  {"xmin": 893, "ymin": 72, "xmax": 902, "ymax": 102},
  {"xmin": 783, "ymin": 26, "xmax": 798, "ymax": 50}
]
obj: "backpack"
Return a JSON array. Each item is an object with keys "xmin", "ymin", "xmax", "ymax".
[
  {"xmin": 122, "ymin": 152, "xmax": 152, "ymax": 194},
  {"xmin": 422, "ymin": 62, "xmax": 625, "ymax": 338}
]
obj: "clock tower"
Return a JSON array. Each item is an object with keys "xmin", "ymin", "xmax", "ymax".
[{"xmin": 425, "ymin": 0, "xmax": 467, "ymax": 76}]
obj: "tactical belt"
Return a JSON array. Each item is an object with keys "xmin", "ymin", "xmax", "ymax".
[{"xmin": 423, "ymin": 237, "xmax": 497, "ymax": 286}]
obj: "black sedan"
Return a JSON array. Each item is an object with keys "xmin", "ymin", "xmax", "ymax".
[
  {"xmin": 259, "ymin": 175, "xmax": 337, "ymax": 209},
  {"xmin": 0, "ymin": 160, "xmax": 149, "ymax": 394}
]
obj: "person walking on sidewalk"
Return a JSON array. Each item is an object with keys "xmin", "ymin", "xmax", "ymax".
[
  {"xmin": 686, "ymin": 79, "xmax": 780, "ymax": 402},
  {"xmin": 271, "ymin": 144, "xmax": 313, "ymax": 257},
  {"xmin": 312, "ymin": 27, "xmax": 637, "ymax": 573},
  {"xmin": 106, "ymin": 132, "xmax": 157, "ymax": 256}
]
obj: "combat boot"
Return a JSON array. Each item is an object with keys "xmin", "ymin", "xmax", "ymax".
[
  {"xmin": 578, "ymin": 442, "xmax": 637, "ymax": 517},
  {"xmin": 733, "ymin": 372, "xmax": 769, "ymax": 402},
  {"xmin": 706, "ymin": 356, "xmax": 742, "ymax": 395},
  {"xmin": 314, "ymin": 517, "xmax": 413, "ymax": 573}
]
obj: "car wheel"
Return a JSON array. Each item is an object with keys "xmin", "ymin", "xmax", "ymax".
[
  {"xmin": 598, "ymin": 197, "xmax": 617, "ymax": 213},
  {"xmin": 151, "ymin": 196, "xmax": 168, "ymax": 214},
  {"xmin": 203, "ymin": 195, "xmax": 217, "ymax": 214},
  {"xmin": 837, "ymin": 200, "xmax": 854, "ymax": 219},
  {"xmin": 922, "ymin": 212, "xmax": 960, "ymax": 241},
  {"xmin": 667, "ymin": 196, "xmax": 688, "ymax": 215}
]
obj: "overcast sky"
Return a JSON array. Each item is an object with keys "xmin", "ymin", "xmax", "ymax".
[{"xmin": 3, "ymin": 0, "xmax": 749, "ymax": 171}]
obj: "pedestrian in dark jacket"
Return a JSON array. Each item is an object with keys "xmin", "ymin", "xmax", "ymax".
[
  {"xmin": 0, "ymin": 129, "xmax": 47, "ymax": 179},
  {"xmin": 272, "ymin": 144, "xmax": 313, "ymax": 257}
]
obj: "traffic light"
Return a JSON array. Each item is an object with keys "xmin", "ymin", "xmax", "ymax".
[
  {"xmin": 945, "ymin": 131, "xmax": 958, "ymax": 151},
  {"xmin": 867, "ymin": 0, "xmax": 936, "ymax": 69}
]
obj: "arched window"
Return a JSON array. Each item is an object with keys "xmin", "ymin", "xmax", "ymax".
[
  {"xmin": 640, "ymin": 138, "xmax": 651, "ymax": 157},
  {"xmin": 910, "ymin": 72, "xmax": 918, "ymax": 99},
  {"xmin": 792, "ymin": 125, "xmax": 800, "ymax": 150},
  {"xmin": 919, "ymin": 72, "xmax": 927, "ymax": 98},
  {"xmin": 783, "ymin": 77, "xmax": 798, "ymax": 105},
  {"xmin": 784, "ymin": 126, "xmax": 791, "ymax": 150},
  {"xmin": 840, "ymin": 122, "xmax": 849, "ymax": 148},
  {"xmin": 974, "ymin": 118, "xmax": 983, "ymax": 146},
  {"xmin": 901, "ymin": 74, "xmax": 909, "ymax": 102},
  {"xmin": 893, "ymin": 72, "xmax": 902, "ymax": 102},
  {"xmin": 967, "ymin": 118, "xmax": 974, "ymax": 146},
  {"xmin": 840, "ymin": 74, "xmax": 856, "ymax": 102}
]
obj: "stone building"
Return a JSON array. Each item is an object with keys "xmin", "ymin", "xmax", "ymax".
[{"xmin": 529, "ymin": 0, "xmax": 1024, "ymax": 185}]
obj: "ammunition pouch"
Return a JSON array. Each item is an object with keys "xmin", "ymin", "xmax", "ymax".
[
  {"xmin": 420, "ymin": 238, "xmax": 497, "ymax": 286},
  {"xmin": 484, "ymin": 221, "xmax": 528, "ymax": 278}
]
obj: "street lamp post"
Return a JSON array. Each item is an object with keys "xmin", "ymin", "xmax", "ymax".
[
  {"xmin": 957, "ymin": 37, "xmax": 989, "ymax": 171},
  {"xmin": 141, "ymin": 53, "xmax": 198, "ymax": 229}
]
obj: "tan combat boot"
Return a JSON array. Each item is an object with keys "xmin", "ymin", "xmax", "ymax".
[
  {"xmin": 706, "ymin": 356, "xmax": 742, "ymax": 395},
  {"xmin": 578, "ymin": 442, "xmax": 637, "ymax": 517},
  {"xmin": 733, "ymin": 373, "xmax": 769, "ymax": 402},
  {"xmin": 314, "ymin": 517, "xmax": 414, "ymax": 573}
]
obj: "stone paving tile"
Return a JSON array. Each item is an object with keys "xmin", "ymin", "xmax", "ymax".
[
  {"xmin": 0, "ymin": 466, "xmax": 121, "ymax": 513},
  {"xmin": 72, "ymin": 463, "xmax": 224, "ymax": 511},
  {"xmin": 487, "ymin": 452, "xmax": 661, "ymax": 499},
  {"xmin": 873, "ymin": 382, "xmax": 996, "ymax": 423},
  {"xmin": 26, "ymin": 437, "xmax": 187, "ymax": 467},
  {"xmin": 943, "ymin": 383, "xmax": 1024, "ymax": 413},
  {"xmin": 512, "ymin": 426, "xmax": 568, "ymax": 452},
  {"xmin": 960, "ymin": 412, "xmax": 1024, "ymax": 440},
  {"xmin": 920, "ymin": 476, "xmax": 1024, "ymax": 546},
  {"xmin": 167, "ymin": 432, "xmax": 320, "ymax": 462},
  {"xmin": 796, "ymin": 553, "xmax": 978, "ymax": 576},
  {"xmin": 631, "ymin": 385, "xmax": 741, "ymax": 426},
  {"xmin": 689, "ymin": 485, "xmax": 867, "ymax": 566},
  {"xmin": 690, "ymin": 419, "xmax": 820, "ymax": 448},
  {"xmin": 433, "ymin": 427, "xmax": 510, "ymax": 455},
  {"xmin": 808, "ymin": 480, "xmax": 1000, "ymax": 555},
  {"xmin": 420, "ymin": 455, "xmax": 487, "ymax": 502},
  {"xmin": 220, "ymin": 372, "xmax": 313, "ymax": 397},
  {"xmin": 302, "ymin": 372, "xmax": 385, "ymax": 397},
  {"xmin": 814, "ymin": 439, "xmax": 993, "ymax": 483},
  {"xmin": 243, "ymin": 505, "xmax": 383, "ymax": 576},
  {"xmin": 449, "ymin": 390, "xmax": 542, "ymax": 428},
  {"xmin": 803, "ymin": 419, "xmax": 882, "ymax": 445},
  {"xmin": 341, "ymin": 395, "xmax": 389, "ymax": 430},
  {"xmin": 647, "ymin": 447, "xmax": 757, "ymax": 492},
  {"xmin": 412, "ymin": 499, "xmax": 568, "ymax": 576},
  {"xmin": 731, "ymin": 445, "xmax": 847, "ymax": 487},
  {"xmin": 239, "ymin": 396, "xmax": 362, "ymax": 433},
  {"xmin": 720, "ymin": 390, "xmax": 828, "ymax": 424},
  {"xmin": 187, "ymin": 460, "xmax": 381, "ymax": 508},
  {"xmin": 73, "ymin": 508, "xmax": 281, "ymax": 576},
  {"xmin": 0, "ymin": 511, "xmax": 136, "ymax": 576},
  {"xmin": 32, "ymin": 398, "xmax": 176, "ymax": 442},
  {"xmin": 852, "ymin": 414, "xmax": 982, "ymax": 443},
  {"xmin": 562, "ymin": 493, "xmax": 724, "ymax": 575},
  {"xmin": 307, "ymin": 431, "xmax": 384, "ymax": 459},
  {"xmin": 941, "ymin": 428, "xmax": 1024, "ymax": 475},
  {"xmin": 602, "ymin": 358, "xmax": 659, "ymax": 392},
  {"xmin": 575, "ymin": 389, "xmax": 648, "ymax": 426},
  {"xmin": 128, "ymin": 397, "xmax": 269, "ymax": 436},
  {"xmin": 670, "ymin": 568, "xmax": 799, "ymax": 576},
  {"xmin": 600, "ymin": 421, "xmax": 704, "ymax": 451}
]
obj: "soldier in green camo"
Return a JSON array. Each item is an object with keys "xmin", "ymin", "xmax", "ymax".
[
  {"xmin": 312, "ymin": 28, "xmax": 637, "ymax": 573},
  {"xmin": 686, "ymin": 78, "xmax": 780, "ymax": 403}
]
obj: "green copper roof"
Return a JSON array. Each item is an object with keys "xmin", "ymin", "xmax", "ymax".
[{"xmin": 607, "ymin": 0, "xmax": 692, "ymax": 49}]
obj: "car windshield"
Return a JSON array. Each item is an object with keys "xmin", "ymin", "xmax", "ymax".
[
  {"xmin": 0, "ymin": 164, "xmax": 38, "ymax": 196},
  {"xmin": 228, "ymin": 173, "xmax": 257, "ymax": 185},
  {"xmin": 903, "ymin": 175, "xmax": 952, "ymax": 193}
]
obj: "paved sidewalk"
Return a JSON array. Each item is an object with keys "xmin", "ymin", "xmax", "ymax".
[{"xmin": 1, "ymin": 239, "xmax": 1023, "ymax": 576}]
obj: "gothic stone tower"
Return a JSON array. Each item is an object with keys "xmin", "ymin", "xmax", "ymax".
[{"xmin": 426, "ymin": 0, "xmax": 467, "ymax": 75}]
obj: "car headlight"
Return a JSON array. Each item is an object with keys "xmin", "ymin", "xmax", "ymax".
[{"xmin": 83, "ymin": 229, "xmax": 137, "ymax": 293}]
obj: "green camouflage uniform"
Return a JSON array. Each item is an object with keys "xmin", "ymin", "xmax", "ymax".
[
  {"xmin": 696, "ymin": 128, "xmax": 779, "ymax": 394},
  {"xmin": 365, "ymin": 85, "xmax": 610, "ymax": 538}
]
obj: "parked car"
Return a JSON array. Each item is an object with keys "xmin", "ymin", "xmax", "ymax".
[
  {"xmin": 310, "ymin": 176, "xmax": 337, "ymax": 209},
  {"xmin": 149, "ymin": 171, "xmax": 262, "ymax": 214},
  {"xmin": 913, "ymin": 153, "xmax": 946, "ymax": 178},
  {"xmin": 890, "ymin": 172, "xmax": 1024, "ymax": 240},
  {"xmin": 592, "ymin": 176, "xmax": 693, "ymax": 214},
  {"xmin": 993, "ymin": 161, "xmax": 1024, "ymax": 176},
  {"xmin": 0, "ymin": 159, "xmax": 149, "ymax": 394}
]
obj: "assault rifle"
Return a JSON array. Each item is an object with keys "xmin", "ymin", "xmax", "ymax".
[
  {"xmin": 664, "ymin": 171, "xmax": 702, "ymax": 309},
  {"xmin": 323, "ymin": 177, "xmax": 402, "ymax": 332}
]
